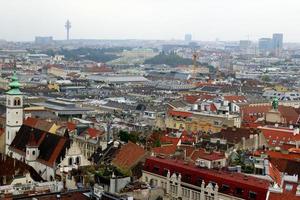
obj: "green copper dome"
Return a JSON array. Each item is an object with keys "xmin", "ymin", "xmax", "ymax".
[{"xmin": 6, "ymin": 71, "xmax": 22, "ymax": 95}]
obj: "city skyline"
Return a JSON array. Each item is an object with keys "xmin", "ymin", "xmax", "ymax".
[{"xmin": 0, "ymin": 0, "xmax": 300, "ymax": 42}]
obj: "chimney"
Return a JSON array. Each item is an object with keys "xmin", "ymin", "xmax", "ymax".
[
  {"xmin": 242, "ymin": 137, "xmax": 246, "ymax": 149},
  {"xmin": 254, "ymin": 134, "xmax": 259, "ymax": 150},
  {"xmin": 294, "ymin": 128, "xmax": 300, "ymax": 136},
  {"xmin": 275, "ymin": 123, "xmax": 279, "ymax": 127}
]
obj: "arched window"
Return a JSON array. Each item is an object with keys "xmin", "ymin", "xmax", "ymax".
[
  {"xmin": 75, "ymin": 156, "xmax": 81, "ymax": 165},
  {"xmin": 32, "ymin": 150, "xmax": 35, "ymax": 156},
  {"xmin": 13, "ymin": 97, "xmax": 21, "ymax": 106},
  {"xmin": 68, "ymin": 157, "xmax": 73, "ymax": 166},
  {"xmin": 50, "ymin": 175, "xmax": 54, "ymax": 181}
]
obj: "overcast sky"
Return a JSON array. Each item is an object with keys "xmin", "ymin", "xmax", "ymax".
[{"xmin": 1, "ymin": 0, "xmax": 299, "ymax": 42}]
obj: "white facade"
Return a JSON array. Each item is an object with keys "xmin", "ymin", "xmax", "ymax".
[
  {"xmin": 5, "ymin": 93, "xmax": 23, "ymax": 154},
  {"xmin": 142, "ymin": 170, "xmax": 242, "ymax": 200}
]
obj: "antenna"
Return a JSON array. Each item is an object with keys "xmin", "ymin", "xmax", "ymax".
[{"xmin": 65, "ymin": 20, "xmax": 71, "ymax": 41}]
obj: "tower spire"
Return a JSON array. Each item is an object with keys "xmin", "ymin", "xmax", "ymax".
[
  {"xmin": 65, "ymin": 20, "xmax": 71, "ymax": 41},
  {"xmin": 7, "ymin": 66, "xmax": 21, "ymax": 95}
]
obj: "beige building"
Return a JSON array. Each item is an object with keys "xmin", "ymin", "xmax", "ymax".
[{"xmin": 165, "ymin": 109, "xmax": 241, "ymax": 133}]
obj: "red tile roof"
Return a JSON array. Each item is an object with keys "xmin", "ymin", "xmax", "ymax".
[
  {"xmin": 190, "ymin": 149, "xmax": 225, "ymax": 161},
  {"xmin": 241, "ymin": 105, "xmax": 300, "ymax": 124},
  {"xmin": 86, "ymin": 128, "xmax": 103, "ymax": 138},
  {"xmin": 180, "ymin": 135, "xmax": 196, "ymax": 143},
  {"xmin": 112, "ymin": 142, "xmax": 146, "ymax": 171},
  {"xmin": 268, "ymin": 182, "xmax": 300, "ymax": 200},
  {"xmin": 184, "ymin": 95, "xmax": 201, "ymax": 104},
  {"xmin": 224, "ymin": 95, "xmax": 247, "ymax": 103},
  {"xmin": 258, "ymin": 126, "xmax": 300, "ymax": 148},
  {"xmin": 168, "ymin": 110, "xmax": 193, "ymax": 118},
  {"xmin": 268, "ymin": 162, "xmax": 282, "ymax": 185},
  {"xmin": 152, "ymin": 144, "xmax": 177, "ymax": 155},
  {"xmin": 67, "ymin": 122, "xmax": 76, "ymax": 131},
  {"xmin": 24, "ymin": 117, "xmax": 38, "ymax": 127},
  {"xmin": 160, "ymin": 135, "xmax": 180, "ymax": 145},
  {"xmin": 24, "ymin": 117, "xmax": 55, "ymax": 133},
  {"xmin": 179, "ymin": 145, "xmax": 196, "ymax": 157}
]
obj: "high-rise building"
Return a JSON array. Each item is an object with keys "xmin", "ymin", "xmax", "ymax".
[
  {"xmin": 272, "ymin": 33, "xmax": 283, "ymax": 56},
  {"xmin": 258, "ymin": 38, "xmax": 273, "ymax": 53},
  {"xmin": 239, "ymin": 40, "xmax": 251, "ymax": 48},
  {"xmin": 184, "ymin": 34, "xmax": 192, "ymax": 42}
]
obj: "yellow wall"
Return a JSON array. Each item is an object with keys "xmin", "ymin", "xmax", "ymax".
[{"xmin": 49, "ymin": 124, "xmax": 61, "ymax": 134}]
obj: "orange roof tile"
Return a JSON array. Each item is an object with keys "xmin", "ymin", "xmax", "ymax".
[
  {"xmin": 152, "ymin": 144, "xmax": 177, "ymax": 155},
  {"xmin": 112, "ymin": 142, "xmax": 146, "ymax": 171},
  {"xmin": 67, "ymin": 122, "xmax": 76, "ymax": 131},
  {"xmin": 24, "ymin": 117, "xmax": 38, "ymax": 127},
  {"xmin": 268, "ymin": 162, "xmax": 282, "ymax": 185},
  {"xmin": 268, "ymin": 182, "xmax": 300, "ymax": 200},
  {"xmin": 224, "ymin": 95, "xmax": 247, "ymax": 103},
  {"xmin": 259, "ymin": 126, "xmax": 300, "ymax": 148},
  {"xmin": 160, "ymin": 135, "xmax": 180, "ymax": 145},
  {"xmin": 168, "ymin": 110, "xmax": 193, "ymax": 118},
  {"xmin": 190, "ymin": 148, "xmax": 225, "ymax": 161}
]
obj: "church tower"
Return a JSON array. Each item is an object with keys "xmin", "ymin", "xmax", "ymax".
[{"xmin": 5, "ymin": 71, "xmax": 23, "ymax": 154}]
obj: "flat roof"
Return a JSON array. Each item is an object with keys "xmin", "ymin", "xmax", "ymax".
[{"xmin": 33, "ymin": 101, "xmax": 92, "ymax": 113}]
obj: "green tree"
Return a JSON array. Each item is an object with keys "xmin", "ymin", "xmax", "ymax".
[
  {"xmin": 261, "ymin": 75, "xmax": 271, "ymax": 82},
  {"xmin": 119, "ymin": 130, "xmax": 129, "ymax": 142}
]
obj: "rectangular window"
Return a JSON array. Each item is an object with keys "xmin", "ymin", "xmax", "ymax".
[
  {"xmin": 183, "ymin": 174, "xmax": 192, "ymax": 183},
  {"xmin": 153, "ymin": 166, "xmax": 160, "ymax": 173},
  {"xmin": 236, "ymin": 187, "xmax": 243, "ymax": 196},
  {"xmin": 220, "ymin": 184, "xmax": 230, "ymax": 192},
  {"xmin": 195, "ymin": 178, "xmax": 202, "ymax": 186},
  {"xmin": 162, "ymin": 168, "xmax": 168, "ymax": 176},
  {"xmin": 249, "ymin": 191, "xmax": 257, "ymax": 199}
]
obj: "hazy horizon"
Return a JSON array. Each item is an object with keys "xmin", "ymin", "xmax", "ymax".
[{"xmin": 1, "ymin": 0, "xmax": 300, "ymax": 42}]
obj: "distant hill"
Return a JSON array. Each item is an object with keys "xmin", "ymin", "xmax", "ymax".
[{"xmin": 144, "ymin": 52, "xmax": 194, "ymax": 67}]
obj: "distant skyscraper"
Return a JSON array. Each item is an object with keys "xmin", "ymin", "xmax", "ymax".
[
  {"xmin": 239, "ymin": 40, "xmax": 252, "ymax": 54},
  {"xmin": 185, "ymin": 34, "xmax": 192, "ymax": 42},
  {"xmin": 239, "ymin": 40, "xmax": 251, "ymax": 49},
  {"xmin": 65, "ymin": 20, "xmax": 71, "ymax": 41},
  {"xmin": 258, "ymin": 38, "xmax": 273, "ymax": 53},
  {"xmin": 272, "ymin": 33, "xmax": 283, "ymax": 56}
]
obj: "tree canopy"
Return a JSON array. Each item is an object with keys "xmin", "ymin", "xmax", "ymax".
[
  {"xmin": 42, "ymin": 47, "xmax": 126, "ymax": 63},
  {"xmin": 144, "ymin": 51, "xmax": 195, "ymax": 67}
]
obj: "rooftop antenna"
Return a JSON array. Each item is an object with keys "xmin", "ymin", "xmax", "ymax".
[{"xmin": 65, "ymin": 20, "xmax": 71, "ymax": 41}]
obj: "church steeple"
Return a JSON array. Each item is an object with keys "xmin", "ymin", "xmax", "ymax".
[
  {"xmin": 5, "ymin": 65, "xmax": 23, "ymax": 155},
  {"xmin": 7, "ymin": 71, "xmax": 22, "ymax": 95}
]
